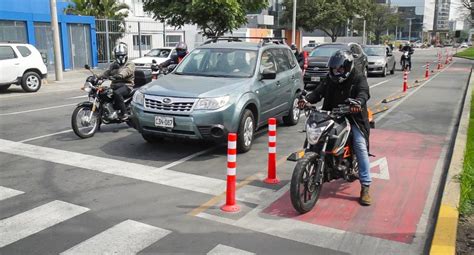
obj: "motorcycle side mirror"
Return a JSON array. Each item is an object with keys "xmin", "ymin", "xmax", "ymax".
[
  {"xmin": 84, "ymin": 64, "xmax": 91, "ymax": 70},
  {"xmin": 168, "ymin": 64, "xmax": 177, "ymax": 72},
  {"xmin": 152, "ymin": 59, "xmax": 157, "ymax": 64}
]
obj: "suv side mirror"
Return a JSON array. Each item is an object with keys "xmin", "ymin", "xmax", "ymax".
[
  {"xmin": 260, "ymin": 69, "xmax": 277, "ymax": 80},
  {"xmin": 84, "ymin": 64, "xmax": 90, "ymax": 70}
]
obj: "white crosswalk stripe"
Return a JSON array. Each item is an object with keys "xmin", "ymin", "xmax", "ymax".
[
  {"xmin": 61, "ymin": 219, "xmax": 171, "ymax": 255},
  {"xmin": 0, "ymin": 200, "xmax": 89, "ymax": 248},
  {"xmin": 207, "ymin": 244, "xmax": 255, "ymax": 255},
  {"xmin": 0, "ymin": 186, "xmax": 24, "ymax": 201}
]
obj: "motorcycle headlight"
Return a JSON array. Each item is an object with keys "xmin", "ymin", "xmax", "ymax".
[
  {"xmin": 306, "ymin": 123, "xmax": 325, "ymax": 145},
  {"xmin": 194, "ymin": 96, "xmax": 230, "ymax": 110},
  {"xmin": 133, "ymin": 90, "xmax": 145, "ymax": 105},
  {"xmin": 83, "ymin": 82, "xmax": 93, "ymax": 92}
]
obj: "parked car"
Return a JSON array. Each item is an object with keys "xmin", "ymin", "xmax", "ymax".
[
  {"xmin": 0, "ymin": 43, "xmax": 47, "ymax": 92},
  {"xmin": 132, "ymin": 47, "xmax": 176, "ymax": 70},
  {"xmin": 302, "ymin": 42, "xmax": 319, "ymax": 53},
  {"xmin": 460, "ymin": 42, "xmax": 469, "ymax": 48},
  {"xmin": 363, "ymin": 45, "xmax": 396, "ymax": 77},
  {"xmin": 131, "ymin": 38, "xmax": 304, "ymax": 152},
  {"xmin": 303, "ymin": 43, "xmax": 368, "ymax": 90}
]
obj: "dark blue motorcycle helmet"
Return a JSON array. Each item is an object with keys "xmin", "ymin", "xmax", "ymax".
[
  {"xmin": 175, "ymin": 42, "xmax": 188, "ymax": 58},
  {"xmin": 328, "ymin": 50, "xmax": 354, "ymax": 84}
]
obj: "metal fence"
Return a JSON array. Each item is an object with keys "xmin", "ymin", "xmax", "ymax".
[{"xmin": 96, "ymin": 19, "xmax": 187, "ymax": 64}]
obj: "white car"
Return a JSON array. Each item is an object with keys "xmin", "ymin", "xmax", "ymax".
[
  {"xmin": 0, "ymin": 43, "xmax": 48, "ymax": 92},
  {"xmin": 460, "ymin": 42, "xmax": 469, "ymax": 48},
  {"xmin": 132, "ymin": 47, "xmax": 176, "ymax": 69}
]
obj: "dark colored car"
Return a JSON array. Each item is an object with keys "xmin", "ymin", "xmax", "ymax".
[{"xmin": 303, "ymin": 43, "xmax": 368, "ymax": 90}]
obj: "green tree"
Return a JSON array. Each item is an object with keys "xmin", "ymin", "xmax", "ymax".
[
  {"xmin": 143, "ymin": 0, "xmax": 268, "ymax": 37},
  {"xmin": 65, "ymin": 0, "xmax": 129, "ymax": 21},
  {"xmin": 282, "ymin": 0, "xmax": 372, "ymax": 42}
]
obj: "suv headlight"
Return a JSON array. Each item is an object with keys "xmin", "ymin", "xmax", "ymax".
[
  {"xmin": 133, "ymin": 90, "xmax": 145, "ymax": 105},
  {"xmin": 194, "ymin": 96, "xmax": 230, "ymax": 110},
  {"xmin": 306, "ymin": 123, "xmax": 325, "ymax": 145},
  {"xmin": 375, "ymin": 60, "xmax": 385, "ymax": 65}
]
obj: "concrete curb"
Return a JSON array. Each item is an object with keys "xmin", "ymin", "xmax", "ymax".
[{"xmin": 430, "ymin": 67, "xmax": 473, "ymax": 255}]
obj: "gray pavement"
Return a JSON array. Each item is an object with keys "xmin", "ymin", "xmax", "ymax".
[{"xmin": 0, "ymin": 48, "xmax": 472, "ymax": 255}]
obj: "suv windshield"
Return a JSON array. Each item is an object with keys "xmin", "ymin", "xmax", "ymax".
[
  {"xmin": 175, "ymin": 48, "xmax": 258, "ymax": 78},
  {"xmin": 145, "ymin": 49, "xmax": 171, "ymax": 58},
  {"xmin": 363, "ymin": 47, "xmax": 386, "ymax": 56},
  {"xmin": 310, "ymin": 46, "xmax": 345, "ymax": 57}
]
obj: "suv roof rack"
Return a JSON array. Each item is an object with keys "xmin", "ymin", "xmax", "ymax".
[{"xmin": 202, "ymin": 36, "xmax": 287, "ymax": 47}]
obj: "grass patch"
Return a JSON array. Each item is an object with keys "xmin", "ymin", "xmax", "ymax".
[
  {"xmin": 460, "ymin": 88, "xmax": 474, "ymax": 215},
  {"xmin": 455, "ymin": 47, "xmax": 474, "ymax": 60}
]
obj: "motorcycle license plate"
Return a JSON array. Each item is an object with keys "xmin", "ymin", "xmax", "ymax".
[
  {"xmin": 311, "ymin": 76, "xmax": 320, "ymax": 82},
  {"xmin": 155, "ymin": 116, "xmax": 174, "ymax": 129}
]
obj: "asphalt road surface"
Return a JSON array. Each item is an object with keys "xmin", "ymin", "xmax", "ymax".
[{"xmin": 0, "ymin": 48, "xmax": 472, "ymax": 255}]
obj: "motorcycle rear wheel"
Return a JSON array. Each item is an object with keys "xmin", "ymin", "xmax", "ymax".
[
  {"xmin": 71, "ymin": 105, "xmax": 100, "ymax": 139},
  {"xmin": 290, "ymin": 152, "xmax": 322, "ymax": 214}
]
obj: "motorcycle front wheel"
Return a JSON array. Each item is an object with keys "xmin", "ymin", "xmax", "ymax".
[
  {"xmin": 290, "ymin": 152, "xmax": 323, "ymax": 214},
  {"xmin": 71, "ymin": 104, "xmax": 100, "ymax": 139}
]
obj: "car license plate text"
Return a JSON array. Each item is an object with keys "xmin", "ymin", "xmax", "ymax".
[
  {"xmin": 311, "ymin": 76, "xmax": 321, "ymax": 82},
  {"xmin": 155, "ymin": 116, "xmax": 174, "ymax": 129}
]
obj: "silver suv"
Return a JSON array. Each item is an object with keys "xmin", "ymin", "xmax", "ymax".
[{"xmin": 131, "ymin": 37, "xmax": 304, "ymax": 152}]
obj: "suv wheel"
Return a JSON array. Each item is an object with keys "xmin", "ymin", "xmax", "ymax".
[
  {"xmin": 283, "ymin": 97, "xmax": 300, "ymax": 126},
  {"xmin": 237, "ymin": 109, "xmax": 254, "ymax": 153},
  {"xmin": 21, "ymin": 72, "xmax": 41, "ymax": 92}
]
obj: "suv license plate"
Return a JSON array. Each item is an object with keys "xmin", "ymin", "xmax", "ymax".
[
  {"xmin": 155, "ymin": 116, "xmax": 174, "ymax": 129},
  {"xmin": 311, "ymin": 76, "xmax": 321, "ymax": 82}
]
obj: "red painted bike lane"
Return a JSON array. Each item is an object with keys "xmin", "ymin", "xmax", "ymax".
[{"xmin": 263, "ymin": 129, "xmax": 443, "ymax": 244}]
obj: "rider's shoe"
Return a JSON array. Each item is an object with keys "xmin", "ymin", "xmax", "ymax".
[
  {"xmin": 359, "ymin": 185, "xmax": 372, "ymax": 206},
  {"xmin": 119, "ymin": 114, "xmax": 129, "ymax": 121}
]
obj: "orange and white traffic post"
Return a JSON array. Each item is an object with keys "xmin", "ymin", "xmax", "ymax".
[
  {"xmin": 425, "ymin": 62, "xmax": 430, "ymax": 79},
  {"xmin": 403, "ymin": 70, "xmax": 408, "ymax": 92},
  {"xmin": 264, "ymin": 118, "xmax": 280, "ymax": 184},
  {"xmin": 221, "ymin": 133, "xmax": 240, "ymax": 213},
  {"xmin": 437, "ymin": 52, "xmax": 442, "ymax": 70}
]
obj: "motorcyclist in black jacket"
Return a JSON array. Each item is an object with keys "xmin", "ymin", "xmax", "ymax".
[
  {"xmin": 298, "ymin": 50, "xmax": 372, "ymax": 206},
  {"xmin": 159, "ymin": 42, "xmax": 188, "ymax": 69},
  {"xmin": 400, "ymin": 43, "xmax": 414, "ymax": 71}
]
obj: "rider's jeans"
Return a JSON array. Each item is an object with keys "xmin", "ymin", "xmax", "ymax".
[{"xmin": 351, "ymin": 124, "xmax": 371, "ymax": 186}]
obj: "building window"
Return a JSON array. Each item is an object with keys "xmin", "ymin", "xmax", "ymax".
[
  {"xmin": 133, "ymin": 35, "xmax": 152, "ymax": 51},
  {"xmin": 165, "ymin": 35, "xmax": 182, "ymax": 47},
  {"xmin": 0, "ymin": 21, "xmax": 27, "ymax": 43}
]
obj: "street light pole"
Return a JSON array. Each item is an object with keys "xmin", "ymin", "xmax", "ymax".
[
  {"xmin": 407, "ymin": 18, "xmax": 415, "ymax": 43},
  {"xmin": 292, "ymin": 0, "xmax": 297, "ymax": 46},
  {"xmin": 363, "ymin": 19, "xmax": 366, "ymax": 45},
  {"xmin": 49, "ymin": 0, "xmax": 63, "ymax": 81}
]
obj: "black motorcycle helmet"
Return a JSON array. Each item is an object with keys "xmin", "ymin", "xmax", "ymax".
[
  {"xmin": 113, "ymin": 43, "xmax": 128, "ymax": 66},
  {"xmin": 328, "ymin": 50, "xmax": 354, "ymax": 84},
  {"xmin": 175, "ymin": 42, "xmax": 188, "ymax": 58}
]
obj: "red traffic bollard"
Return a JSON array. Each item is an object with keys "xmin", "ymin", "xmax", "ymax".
[
  {"xmin": 264, "ymin": 118, "xmax": 280, "ymax": 184},
  {"xmin": 425, "ymin": 62, "xmax": 430, "ymax": 79},
  {"xmin": 221, "ymin": 133, "xmax": 240, "ymax": 213},
  {"xmin": 403, "ymin": 70, "xmax": 408, "ymax": 92}
]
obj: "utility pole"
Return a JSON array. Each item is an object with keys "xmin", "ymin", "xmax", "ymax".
[
  {"xmin": 363, "ymin": 19, "xmax": 366, "ymax": 45},
  {"xmin": 163, "ymin": 21, "xmax": 166, "ymax": 47},
  {"xmin": 49, "ymin": 0, "xmax": 63, "ymax": 80},
  {"xmin": 292, "ymin": 0, "xmax": 297, "ymax": 46},
  {"xmin": 407, "ymin": 18, "xmax": 415, "ymax": 42}
]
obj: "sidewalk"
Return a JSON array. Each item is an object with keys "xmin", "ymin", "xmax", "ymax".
[{"xmin": 45, "ymin": 68, "xmax": 104, "ymax": 87}]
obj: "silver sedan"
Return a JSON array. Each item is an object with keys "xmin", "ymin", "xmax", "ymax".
[{"xmin": 363, "ymin": 45, "xmax": 396, "ymax": 77}]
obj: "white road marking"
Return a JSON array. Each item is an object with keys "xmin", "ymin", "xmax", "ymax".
[
  {"xmin": 369, "ymin": 79, "xmax": 392, "ymax": 88},
  {"xmin": 60, "ymin": 220, "xmax": 170, "ymax": 255},
  {"xmin": 18, "ymin": 129, "xmax": 73, "ymax": 143},
  {"xmin": 0, "ymin": 139, "xmax": 274, "ymax": 205},
  {"xmin": 207, "ymin": 244, "xmax": 255, "ymax": 255},
  {"xmin": 0, "ymin": 88, "xmax": 79, "ymax": 100},
  {"xmin": 375, "ymin": 61, "xmax": 454, "ymax": 123},
  {"xmin": 370, "ymin": 157, "xmax": 390, "ymax": 180},
  {"xmin": 0, "ymin": 103, "xmax": 77, "ymax": 116},
  {"xmin": 0, "ymin": 186, "xmax": 24, "ymax": 201},
  {"xmin": 0, "ymin": 200, "xmax": 89, "ymax": 248},
  {"xmin": 67, "ymin": 95, "xmax": 88, "ymax": 100},
  {"xmin": 161, "ymin": 146, "xmax": 219, "ymax": 170}
]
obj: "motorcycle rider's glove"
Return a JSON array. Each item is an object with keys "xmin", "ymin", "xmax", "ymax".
[
  {"xmin": 298, "ymin": 98, "xmax": 308, "ymax": 109},
  {"xmin": 112, "ymin": 74, "xmax": 123, "ymax": 80},
  {"xmin": 346, "ymin": 98, "xmax": 362, "ymax": 113}
]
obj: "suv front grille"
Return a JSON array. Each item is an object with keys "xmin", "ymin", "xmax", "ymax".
[
  {"xmin": 305, "ymin": 64, "xmax": 329, "ymax": 75},
  {"xmin": 144, "ymin": 95, "xmax": 196, "ymax": 114}
]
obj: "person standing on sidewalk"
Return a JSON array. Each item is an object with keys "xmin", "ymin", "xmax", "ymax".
[{"xmin": 299, "ymin": 50, "xmax": 372, "ymax": 206}]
